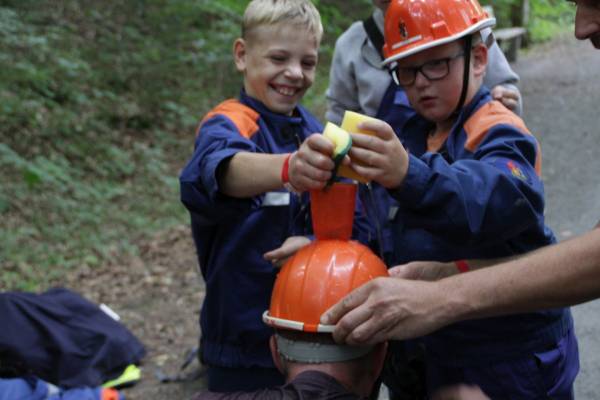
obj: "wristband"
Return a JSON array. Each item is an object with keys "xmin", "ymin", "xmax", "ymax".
[
  {"xmin": 454, "ymin": 260, "xmax": 469, "ymax": 273},
  {"xmin": 281, "ymin": 153, "xmax": 293, "ymax": 184}
]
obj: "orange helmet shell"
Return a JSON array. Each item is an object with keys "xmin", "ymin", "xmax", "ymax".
[
  {"xmin": 263, "ymin": 239, "xmax": 389, "ymax": 333},
  {"xmin": 382, "ymin": 0, "xmax": 495, "ymax": 66}
]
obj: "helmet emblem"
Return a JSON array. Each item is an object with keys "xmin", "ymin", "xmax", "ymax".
[{"xmin": 399, "ymin": 21, "xmax": 408, "ymax": 39}]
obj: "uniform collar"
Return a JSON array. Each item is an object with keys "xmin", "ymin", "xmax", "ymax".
[
  {"xmin": 239, "ymin": 89, "xmax": 308, "ymax": 145},
  {"xmin": 292, "ymin": 370, "xmax": 351, "ymax": 393},
  {"xmin": 239, "ymin": 89, "xmax": 305, "ymax": 129},
  {"xmin": 451, "ymin": 86, "xmax": 492, "ymax": 131}
]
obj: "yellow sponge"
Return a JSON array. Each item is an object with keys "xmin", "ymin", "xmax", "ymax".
[
  {"xmin": 322, "ymin": 122, "xmax": 352, "ymax": 164},
  {"xmin": 336, "ymin": 111, "xmax": 379, "ymax": 183}
]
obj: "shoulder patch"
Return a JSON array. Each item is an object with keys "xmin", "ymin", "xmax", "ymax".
[
  {"xmin": 198, "ymin": 99, "xmax": 260, "ymax": 139},
  {"xmin": 495, "ymin": 159, "xmax": 532, "ymax": 184},
  {"xmin": 463, "ymin": 101, "xmax": 541, "ymax": 175}
]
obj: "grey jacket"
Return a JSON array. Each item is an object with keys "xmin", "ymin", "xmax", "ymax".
[{"xmin": 325, "ymin": 8, "xmax": 522, "ymax": 124}]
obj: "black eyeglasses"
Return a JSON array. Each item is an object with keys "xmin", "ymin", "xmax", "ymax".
[{"xmin": 391, "ymin": 52, "xmax": 465, "ymax": 86}]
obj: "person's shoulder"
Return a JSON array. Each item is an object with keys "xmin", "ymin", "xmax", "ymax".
[
  {"xmin": 291, "ymin": 371, "xmax": 360, "ymax": 399},
  {"xmin": 466, "ymin": 100, "xmax": 530, "ymax": 135},
  {"xmin": 191, "ymin": 389, "xmax": 278, "ymax": 400},
  {"xmin": 335, "ymin": 20, "xmax": 367, "ymax": 47},
  {"xmin": 462, "ymin": 99, "xmax": 531, "ymax": 151},
  {"xmin": 200, "ymin": 99, "xmax": 260, "ymax": 139}
]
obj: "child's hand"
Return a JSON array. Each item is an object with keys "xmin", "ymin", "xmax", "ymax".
[
  {"xmin": 348, "ymin": 120, "xmax": 409, "ymax": 189},
  {"xmin": 491, "ymin": 85, "xmax": 519, "ymax": 112},
  {"xmin": 288, "ymin": 134, "xmax": 336, "ymax": 191},
  {"xmin": 264, "ymin": 236, "xmax": 311, "ymax": 268}
]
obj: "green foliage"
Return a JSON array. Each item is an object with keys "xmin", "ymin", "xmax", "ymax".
[
  {"xmin": 0, "ymin": 0, "xmax": 371, "ymax": 290},
  {"xmin": 528, "ymin": 0, "xmax": 574, "ymax": 41},
  {"xmin": 482, "ymin": 0, "xmax": 574, "ymax": 42},
  {"xmin": 0, "ymin": 0, "xmax": 574, "ymax": 290},
  {"xmin": 0, "ymin": 0, "xmax": 234, "ymax": 289}
]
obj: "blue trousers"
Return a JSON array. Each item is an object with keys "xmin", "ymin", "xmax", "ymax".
[{"xmin": 426, "ymin": 329, "xmax": 579, "ymax": 399}]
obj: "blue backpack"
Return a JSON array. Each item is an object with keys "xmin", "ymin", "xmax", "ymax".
[{"xmin": 0, "ymin": 288, "xmax": 145, "ymax": 388}]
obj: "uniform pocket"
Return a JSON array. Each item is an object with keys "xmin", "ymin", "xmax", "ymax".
[{"xmin": 533, "ymin": 329, "xmax": 579, "ymax": 399}]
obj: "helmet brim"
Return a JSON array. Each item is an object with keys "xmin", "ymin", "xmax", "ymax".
[
  {"xmin": 382, "ymin": 18, "xmax": 496, "ymax": 67},
  {"xmin": 263, "ymin": 310, "xmax": 335, "ymax": 333}
]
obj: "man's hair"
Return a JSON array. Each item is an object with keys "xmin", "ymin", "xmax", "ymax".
[
  {"xmin": 275, "ymin": 329, "xmax": 374, "ymax": 363},
  {"xmin": 274, "ymin": 330, "xmax": 379, "ymax": 378},
  {"xmin": 242, "ymin": 0, "xmax": 323, "ymax": 43}
]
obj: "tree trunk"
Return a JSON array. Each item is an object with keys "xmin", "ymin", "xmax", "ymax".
[{"xmin": 511, "ymin": 0, "xmax": 530, "ymax": 47}]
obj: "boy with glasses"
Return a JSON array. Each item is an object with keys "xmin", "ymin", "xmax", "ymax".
[
  {"xmin": 325, "ymin": 0, "xmax": 521, "ymax": 272},
  {"xmin": 309, "ymin": 0, "xmax": 580, "ymax": 397},
  {"xmin": 325, "ymin": 6, "xmax": 525, "ymax": 397}
]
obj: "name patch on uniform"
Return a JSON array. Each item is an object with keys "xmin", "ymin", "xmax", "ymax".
[{"xmin": 263, "ymin": 192, "xmax": 290, "ymax": 206}]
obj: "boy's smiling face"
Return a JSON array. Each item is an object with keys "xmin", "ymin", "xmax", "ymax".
[{"xmin": 234, "ymin": 23, "xmax": 318, "ymax": 115}]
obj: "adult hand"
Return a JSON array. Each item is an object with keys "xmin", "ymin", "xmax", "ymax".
[
  {"xmin": 347, "ymin": 120, "xmax": 409, "ymax": 189},
  {"xmin": 264, "ymin": 236, "xmax": 311, "ymax": 268},
  {"xmin": 320, "ymin": 277, "xmax": 453, "ymax": 345},
  {"xmin": 431, "ymin": 384, "xmax": 490, "ymax": 400},
  {"xmin": 491, "ymin": 85, "xmax": 519, "ymax": 112},
  {"xmin": 390, "ymin": 261, "xmax": 459, "ymax": 281},
  {"xmin": 288, "ymin": 134, "xmax": 335, "ymax": 192}
]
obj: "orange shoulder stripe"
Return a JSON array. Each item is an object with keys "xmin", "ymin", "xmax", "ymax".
[
  {"xmin": 101, "ymin": 388, "xmax": 120, "ymax": 400},
  {"xmin": 197, "ymin": 99, "xmax": 260, "ymax": 139},
  {"xmin": 463, "ymin": 101, "xmax": 541, "ymax": 175}
]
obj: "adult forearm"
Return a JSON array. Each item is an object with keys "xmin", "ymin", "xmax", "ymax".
[
  {"xmin": 440, "ymin": 228, "xmax": 600, "ymax": 321},
  {"xmin": 219, "ymin": 152, "xmax": 286, "ymax": 198}
]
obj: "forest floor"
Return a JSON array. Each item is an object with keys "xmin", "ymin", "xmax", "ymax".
[{"xmin": 63, "ymin": 225, "xmax": 206, "ymax": 400}]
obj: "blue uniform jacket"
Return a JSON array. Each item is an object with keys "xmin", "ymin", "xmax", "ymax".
[
  {"xmin": 369, "ymin": 86, "xmax": 572, "ymax": 365},
  {"xmin": 179, "ymin": 91, "xmax": 322, "ymax": 368}
]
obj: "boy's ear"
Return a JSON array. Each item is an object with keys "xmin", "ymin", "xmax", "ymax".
[
  {"xmin": 233, "ymin": 38, "xmax": 247, "ymax": 72},
  {"xmin": 471, "ymin": 43, "xmax": 488, "ymax": 78}
]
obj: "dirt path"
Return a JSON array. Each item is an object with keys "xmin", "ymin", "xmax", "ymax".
[
  {"xmin": 512, "ymin": 34, "xmax": 600, "ymax": 399},
  {"xmin": 66, "ymin": 225, "xmax": 206, "ymax": 400},
  {"xmin": 72, "ymin": 33, "xmax": 600, "ymax": 400}
]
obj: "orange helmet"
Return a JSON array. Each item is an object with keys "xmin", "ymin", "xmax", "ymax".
[
  {"xmin": 263, "ymin": 239, "xmax": 389, "ymax": 333},
  {"xmin": 382, "ymin": 0, "xmax": 496, "ymax": 66}
]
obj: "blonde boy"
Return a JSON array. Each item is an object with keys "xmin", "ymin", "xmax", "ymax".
[{"xmin": 179, "ymin": 0, "xmax": 326, "ymax": 392}]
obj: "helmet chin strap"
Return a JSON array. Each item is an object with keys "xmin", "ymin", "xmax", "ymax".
[{"xmin": 454, "ymin": 34, "xmax": 473, "ymax": 116}]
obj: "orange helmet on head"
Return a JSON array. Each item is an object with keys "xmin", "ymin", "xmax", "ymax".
[
  {"xmin": 263, "ymin": 239, "xmax": 388, "ymax": 333},
  {"xmin": 382, "ymin": 0, "xmax": 496, "ymax": 66}
]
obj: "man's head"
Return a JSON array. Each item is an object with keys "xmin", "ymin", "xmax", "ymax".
[
  {"xmin": 570, "ymin": 0, "xmax": 600, "ymax": 48},
  {"xmin": 382, "ymin": 0, "xmax": 493, "ymax": 125},
  {"xmin": 233, "ymin": 0, "xmax": 323, "ymax": 115},
  {"xmin": 269, "ymin": 329, "xmax": 387, "ymax": 397},
  {"xmin": 263, "ymin": 239, "xmax": 389, "ymax": 396}
]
